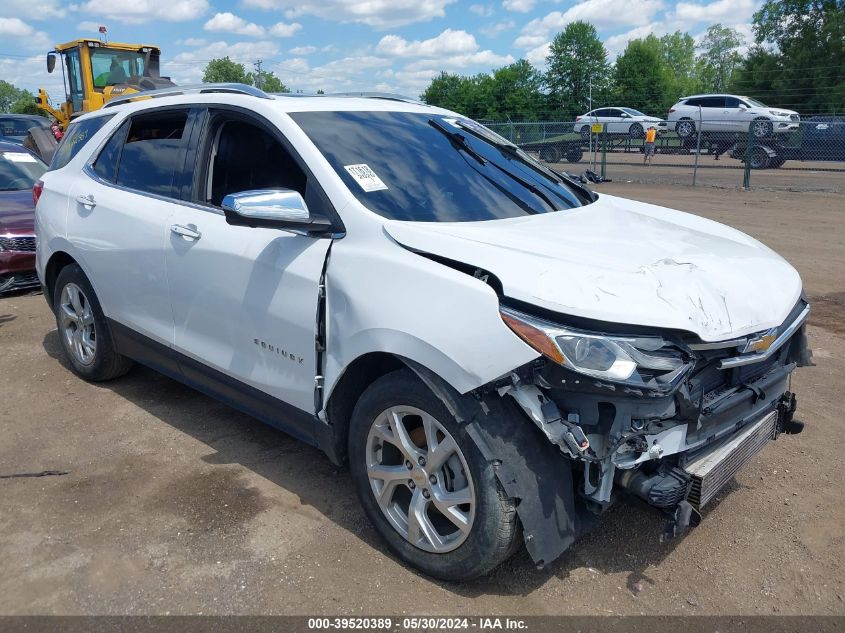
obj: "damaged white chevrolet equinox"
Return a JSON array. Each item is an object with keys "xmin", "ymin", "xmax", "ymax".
[{"xmin": 35, "ymin": 85, "xmax": 812, "ymax": 580}]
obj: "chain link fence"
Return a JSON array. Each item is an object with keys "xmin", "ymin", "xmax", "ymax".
[{"xmin": 484, "ymin": 116, "xmax": 845, "ymax": 193}]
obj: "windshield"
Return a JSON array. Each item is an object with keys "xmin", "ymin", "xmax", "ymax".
[
  {"xmin": 622, "ymin": 108, "xmax": 646, "ymax": 116},
  {"xmin": 91, "ymin": 49, "xmax": 147, "ymax": 88},
  {"xmin": 290, "ymin": 110, "xmax": 589, "ymax": 222},
  {"xmin": 744, "ymin": 97, "xmax": 767, "ymax": 107},
  {"xmin": 0, "ymin": 150, "xmax": 47, "ymax": 191}
]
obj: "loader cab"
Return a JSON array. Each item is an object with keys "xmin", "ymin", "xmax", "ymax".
[{"xmin": 42, "ymin": 40, "xmax": 174, "ymax": 130}]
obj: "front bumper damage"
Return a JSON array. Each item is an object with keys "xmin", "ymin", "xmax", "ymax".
[{"xmin": 486, "ymin": 299, "xmax": 812, "ymax": 561}]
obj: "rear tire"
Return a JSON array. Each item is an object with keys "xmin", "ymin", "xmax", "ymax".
[
  {"xmin": 538, "ymin": 145, "xmax": 560, "ymax": 163},
  {"xmin": 580, "ymin": 125, "xmax": 591, "ymax": 140},
  {"xmin": 53, "ymin": 264, "xmax": 133, "ymax": 382},
  {"xmin": 565, "ymin": 147, "xmax": 583, "ymax": 163},
  {"xmin": 348, "ymin": 369, "xmax": 520, "ymax": 580}
]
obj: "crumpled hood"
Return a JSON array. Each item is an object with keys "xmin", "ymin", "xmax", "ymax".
[
  {"xmin": 384, "ymin": 193, "xmax": 803, "ymax": 342},
  {"xmin": 0, "ymin": 190, "xmax": 36, "ymax": 235}
]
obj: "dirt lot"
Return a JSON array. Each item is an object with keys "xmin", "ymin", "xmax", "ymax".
[
  {"xmin": 1, "ymin": 183, "xmax": 844, "ymax": 616},
  {"xmin": 552, "ymin": 151, "xmax": 845, "ymax": 193}
]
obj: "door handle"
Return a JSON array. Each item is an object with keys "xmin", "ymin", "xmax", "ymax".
[
  {"xmin": 170, "ymin": 224, "xmax": 202, "ymax": 240},
  {"xmin": 76, "ymin": 193, "xmax": 96, "ymax": 208}
]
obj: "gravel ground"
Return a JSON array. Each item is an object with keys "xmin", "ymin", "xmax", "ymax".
[
  {"xmin": 553, "ymin": 152, "xmax": 845, "ymax": 193},
  {"xmin": 0, "ymin": 183, "xmax": 843, "ymax": 615}
]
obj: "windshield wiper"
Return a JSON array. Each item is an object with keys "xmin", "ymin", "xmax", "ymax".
[
  {"xmin": 453, "ymin": 121, "xmax": 598, "ymax": 202},
  {"xmin": 428, "ymin": 119, "xmax": 487, "ymax": 166},
  {"xmin": 429, "ymin": 118, "xmax": 559, "ymax": 212}
]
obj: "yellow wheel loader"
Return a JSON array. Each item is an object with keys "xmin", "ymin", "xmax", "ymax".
[{"xmin": 37, "ymin": 39, "xmax": 176, "ymax": 131}]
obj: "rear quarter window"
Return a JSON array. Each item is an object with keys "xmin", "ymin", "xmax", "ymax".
[{"xmin": 49, "ymin": 114, "xmax": 115, "ymax": 171}]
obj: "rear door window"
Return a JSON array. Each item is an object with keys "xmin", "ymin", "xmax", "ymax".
[
  {"xmin": 49, "ymin": 114, "xmax": 115, "ymax": 171},
  {"xmin": 700, "ymin": 97, "xmax": 727, "ymax": 108},
  {"xmin": 115, "ymin": 110, "xmax": 189, "ymax": 197},
  {"xmin": 91, "ymin": 120, "xmax": 129, "ymax": 183}
]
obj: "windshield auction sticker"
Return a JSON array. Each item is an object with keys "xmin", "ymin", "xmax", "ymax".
[{"xmin": 344, "ymin": 164, "xmax": 388, "ymax": 192}]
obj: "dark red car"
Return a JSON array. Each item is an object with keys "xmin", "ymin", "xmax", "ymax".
[{"xmin": 0, "ymin": 141, "xmax": 47, "ymax": 293}]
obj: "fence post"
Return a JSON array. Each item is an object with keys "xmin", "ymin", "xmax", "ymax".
[
  {"xmin": 743, "ymin": 125, "xmax": 753, "ymax": 189},
  {"xmin": 692, "ymin": 106, "xmax": 702, "ymax": 186},
  {"xmin": 600, "ymin": 126, "xmax": 607, "ymax": 180}
]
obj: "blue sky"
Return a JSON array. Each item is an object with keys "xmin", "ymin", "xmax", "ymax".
[{"xmin": 1, "ymin": 0, "xmax": 759, "ymax": 102}]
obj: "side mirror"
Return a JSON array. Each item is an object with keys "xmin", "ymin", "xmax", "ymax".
[
  {"xmin": 47, "ymin": 53, "xmax": 56, "ymax": 74},
  {"xmin": 738, "ymin": 103, "xmax": 748, "ymax": 110},
  {"xmin": 222, "ymin": 189, "xmax": 334, "ymax": 234}
]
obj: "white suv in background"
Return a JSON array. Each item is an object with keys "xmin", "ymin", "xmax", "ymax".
[
  {"xmin": 34, "ymin": 85, "xmax": 811, "ymax": 581},
  {"xmin": 668, "ymin": 94, "xmax": 800, "ymax": 139}
]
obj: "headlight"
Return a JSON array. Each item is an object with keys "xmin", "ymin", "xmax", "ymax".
[
  {"xmin": 769, "ymin": 110, "xmax": 790, "ymax": 117},
  {"xmin": 500, "ymin": 306, "xmax": 690, "ymax": 388}
]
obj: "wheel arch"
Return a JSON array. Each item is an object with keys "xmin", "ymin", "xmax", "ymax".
[{"xmin": 43, "ymin": 250, "xmax": 79, "ymax": 308}]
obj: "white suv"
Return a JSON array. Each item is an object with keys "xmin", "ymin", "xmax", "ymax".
[
  {"xmin": 668, "ymin": 94, "xmax": 799, "ymax": 139},
  {"xmin": 35, "ymin": 85, "xmax": 811, "ymax": 580}
]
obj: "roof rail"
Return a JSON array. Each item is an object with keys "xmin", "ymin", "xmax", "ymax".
[
  {"xmin": 103, "ymin": 83, "xmax": 270, "ymax": 109},
  {"xmin": 325, "ymin": 91, "xmax": 422, "ymax": 104}
]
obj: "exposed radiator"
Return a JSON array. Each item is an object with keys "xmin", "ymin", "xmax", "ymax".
[{"xmin": 684, "ymin": 410, "xmax": 778, "ymax": 510}]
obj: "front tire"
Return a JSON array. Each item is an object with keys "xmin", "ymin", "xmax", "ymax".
[
  {"xmin": 676, "ymin": 118, "xmax": 695, "ymax": 139},
  {"xmin": 628, "ymin": 122, "xmax": 644, "ymax": 139},
  {"xmin": 752, "ymin": 117, "xmax": 773, "ymax": 139},
  {"xmin": 348, "ymin": 369, "xmax": 520, "ymax": 580},
  {"xmin": 53, "ymin": 264, "xmax": 133, "ymax": 381}
]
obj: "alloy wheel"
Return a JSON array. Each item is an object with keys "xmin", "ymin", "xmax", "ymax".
[
  {"xmin": 366, "ymin": 405, "xmax": 476, "ymax": 553},
  {"xmin": 59, "ymin": 282, "xmax": 97, "ymax": 365}
]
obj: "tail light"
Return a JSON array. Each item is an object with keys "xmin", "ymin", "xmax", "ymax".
[
  {"xmin": 575, "ymin": 116, "xmax": 582, "ymax": 122},
  {"xmin": 667, "ymin": 108, "xmax": 675, "ymax": 113},
  {"xmin": 33, "ymin": 180, "xmax": 44, "ymax": 207}
]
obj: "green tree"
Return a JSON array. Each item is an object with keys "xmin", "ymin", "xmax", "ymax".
[
  {"xmin": 545, "ymin": 21, "xmax": 611, "ymax": 117},
  {"xmin": 202, "ymin": 57, "xmax": 253, "ymax": 85},
  {"xmin": 731, "ymin": 0, "xmax": 844, "ymax": 113},
  {"xmin": 486, "ymin": 60, "xmax": 544, "ymax": 120},
  {"xmin": 254, "ymin": 70, "xmax": 288, "ymax": 93},
  {"xmin": 421, "ymin": 71, "xmax": 480, "ymax": 115},
  {"xmin": 0, "ymin": 79, "xmax": 31, "ymax": 113},
  {"xmin": 613, "ymin": 39, "xmax": 669, "ymax": 114},
  {"xmin": 695, "ymin": 24, "xmax": 744, "ymax": 92},
  {"xmin": 659, "ymin": 31, "xmax": 701, "ymax": 97}
]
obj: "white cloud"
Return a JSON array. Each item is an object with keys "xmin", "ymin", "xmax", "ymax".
[
  {"xmin": 0, "ymin": 54, "xmax": 64, "ymax": 100},
  {"xmin": 403, "ymin": 50, "xmax": 514, "ymax": 72},
  {"xmin": 177, "ymin": 37, "xmax": 208, "ymax": 46},
  {"xmin": 516, "ymin": 0, "xmax": 665, "ymax": 50},
  {"xmin": 204, "ymin": 12, "xmax": 264, "ymax": 37},
  {"xmin": 376, "ymin": 29, "xmax": 479, "ymax": 58},
  {"xmin": 0, "ymin": 17, "xmax": 52, "ymax": 49},
  {"xmin": 469, "ymin": 4, "xmax": 494, "ymax": 17},
  {"xmin": 289, "ymin": 45, "xmax": 317, "ymax": 55},
  {"xmin": 502, "ymin": 0, "xmax": 536, "ymax": 12},
  {"xmin": 268, "ymin": 22, "xmax": 302, "ymax": 37},
  {"xmin": 79, "ymin": 0, "xmax": 209, "ymax": 24},
  {"xmin": 480, "ymin": 20, "xmax": 516, "ymax": 37},
  {"xmin": 164, "ymin": 39, "xmax": 280, "ymax": 84},
  {"xmin": 202, "ymin": 12, "xmax": 301, "ymax": 38},
  {"xmin": 0, "ymin": 0, "xmax": 65, "ymax": 20},
  {"xmin": 76, "ymin": 21, "xmax": 104, "ymax": 32},
  {"xmin": 525, "ymin": 42, "xmax": 551, "ymax": 66},
  {"xmin": 675, "ymin": 0, "xmax": 757, "ymax": 23},
  {"xmin": 242, "ymin": 0, "xmax": 455, "ymax": 29}
]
